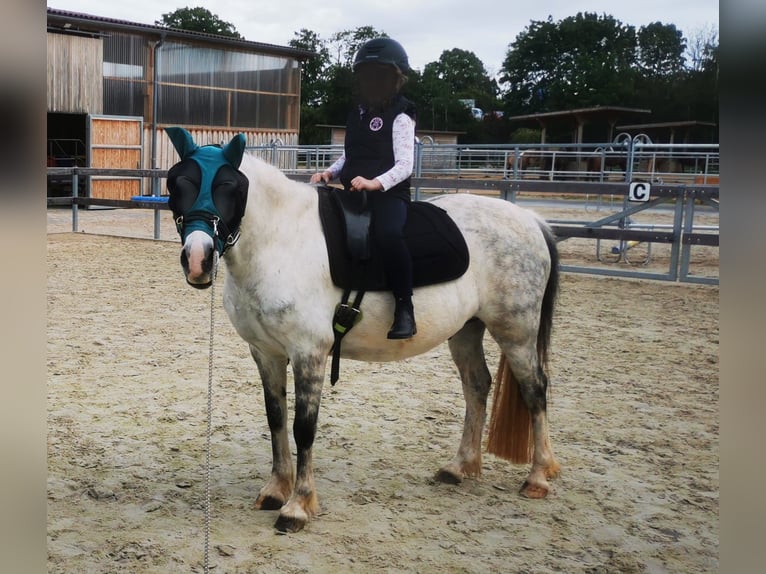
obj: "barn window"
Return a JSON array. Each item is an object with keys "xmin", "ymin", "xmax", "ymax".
[
  {"xmin": 100, "ymin": 34, "xmax": 300, "ymax": 131},
  {"xmin": 102, "ymin": 33, "xmax": 147, "ymax": 118},
  {"xmin": 156, "ymin": 43, "xmax": 299, "ymax": 130}
]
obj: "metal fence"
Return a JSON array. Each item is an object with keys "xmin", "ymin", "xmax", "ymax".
[
  {"xmin": 245, "ymin": 139, "xmax": 719, "ymax": 186},
  {"xmin": 47, "ymin": 139, "xmax": 719, "ymax": 285}
]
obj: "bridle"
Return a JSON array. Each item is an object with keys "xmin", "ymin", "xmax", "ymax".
[
  {"xmin": 165, "ymin": 131, "xmax": 249, "ymax": 258},
  {"xmin": 174, "ymin": 211, "xmax": 242, "ymax": 256}
]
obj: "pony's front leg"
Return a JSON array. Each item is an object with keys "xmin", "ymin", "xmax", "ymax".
[
  {"xmin": 249, "ymin": 346, "xmax": 294, "ymax": 510},
  {"xmin": 437, "ymin": 318, "xmax": 492, "ymax": 483},
  {"xmin": 274, "ymin": 353, "xmax": 326, "ymax": 533}
]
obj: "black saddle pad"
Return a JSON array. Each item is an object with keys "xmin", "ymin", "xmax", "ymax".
[{"xmin": 317, "ymin": 187, "xmax": 470, "ymax": 291}]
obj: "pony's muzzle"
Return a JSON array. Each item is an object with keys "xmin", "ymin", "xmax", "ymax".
[{"xmin": 180, "ymin": 231, "xmax": 215, "ymax": 288}]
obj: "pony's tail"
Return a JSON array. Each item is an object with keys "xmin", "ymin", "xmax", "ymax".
[
  {"xmin": 486, "ymin": 220, "xmax": 559, "ymax": 464},
  {"xmin": 487, "ymin": 354, "xmax": 533, "ymax": 463},
  {"xmin": 536, "ymin": 220, "xmax": 559, "ymax": 372}
]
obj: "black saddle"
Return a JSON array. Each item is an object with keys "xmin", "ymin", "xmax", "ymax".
[{"xmin": 317, "ymin": 187, "xmax": 470, "ymax": 291}]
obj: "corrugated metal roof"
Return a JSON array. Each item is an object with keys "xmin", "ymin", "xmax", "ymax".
[
  {"xmin": 616, "ymin": 121, "xmax": 717, "ymax": 130},
  {"xmin": 506, "ymin": 106, "xmax": 651, "ymax": 122},
  {"xmin": 47, "ymin": 8, "xmax": 316, "ymax": 60}
]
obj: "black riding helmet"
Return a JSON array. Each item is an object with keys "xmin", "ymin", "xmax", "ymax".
[{"xmin": 353, "ymin": 38, "xmax": 410, "ymax": 74}]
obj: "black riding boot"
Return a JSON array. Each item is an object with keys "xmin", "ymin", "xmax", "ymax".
[{"xmin": 387, "ymin": 297, "xmax": 416, "ymax": 340}]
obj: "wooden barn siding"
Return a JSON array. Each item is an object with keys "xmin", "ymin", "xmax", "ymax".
[
  {"xmin": 47, "ymin": 33, "xmax": 103, "ymax": 113},
  {"xmin": 139, "ymin": 127, "xmax": 299, "ymax": 195},
  {"xmin": 91, "ymin": 118, "xmax": 142, "ymax": 147},
  {"xmin": 330, "ymin": 129, "xmax": 344, "ymax": 147},
  {"xmin": 90, "ymin": 179, "xmax": 141, "ymax": 201},
  {"xmin": 91, "ymin": 148, "xmax": 142, "ymax": 169},
  {"xmin": 90, "ymin": 117, "xmax": 143, "ymax": 200}
]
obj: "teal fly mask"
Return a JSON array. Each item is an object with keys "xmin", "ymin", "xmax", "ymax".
[{"xmin": 166, "ymin": 127, "xmax": 249, "ymax": 255}]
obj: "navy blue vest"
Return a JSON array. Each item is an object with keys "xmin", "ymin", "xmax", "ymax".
[{"xmin": 340, "ymin": 96, "xmax": 416, "ymax": 202}]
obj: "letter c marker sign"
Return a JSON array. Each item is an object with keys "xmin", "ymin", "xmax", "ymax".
[{"xmin": 628, "ymin": 181, "xmax": 651, "ymax": 202}]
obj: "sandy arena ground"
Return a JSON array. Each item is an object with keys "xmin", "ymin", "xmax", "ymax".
[{"xmin": 47, "ymin": 203, "xmax": 718, "ymax": 573}]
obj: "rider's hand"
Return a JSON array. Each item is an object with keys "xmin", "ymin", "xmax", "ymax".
[
  {"xmin": 310, "ymin": 171, "xmax": 332, "ymax": 184},
  {"xmin": 350, "ymin": 176, "xmax": 383, "ymax": 192}
]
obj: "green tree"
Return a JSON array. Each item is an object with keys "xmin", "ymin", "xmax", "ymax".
[
  {"xmin": 632, "ymin": 23, "xmax": 687, "ymax": 123},
  {"xmin": 403, "ymin": 66, "xmax": 449, "ymax": 131},
  {"xmin": 155, "ymin": 6, "xmax": 242, "ymax": 39},
  {"xmin": 406, "ymin": 49, "xmax": 507, "ymax": 140},
  {"xmin": 288, "ymin": 29, "xmax": 331, "ymax": 144},
  {"xmin": 425, "ymin": 48, "xmax": 498, "ymax": 111},
  {"xmin": 637, "ymin": 22, "xmax": 686, "ymax": 77},
  {"xmin": 631, "ymin": 24, "xmax": 717, "ymax": 125},
  {"xmin": 322, "ymin": 64, "xmax": 355, "ymax": 125},
  {"xmin": 676, "ymin": 40, "xmax": 718, "ymax": 128},
  {"xmin": 323, "ymin": 27, "xmax": 390, "ymax": 123},
  {"xmin": 686, "ymin": 24, "xmax": 718, "ymax": 72},
  {"xmin": 400, "ymin": 65, "xmax": 466, "ymax": 133},
  {"xmin": 699, "ymin": 43, "xmax": 718, "ymax": 77},
  {"xmin": 328, "ymin": 27, "xmax": 388, "ymax": 67},
  {"xmin": 289, "ymin": 29, "xmax": 330, "ymax": 107},
  {"xmin": 500, "ymin": 13, "xmax": 638, "ymax": 113},
  {"xmin": 285, "ymin": 26, "xmax": 390, "ymax": 144},
  {"xmin": 288, "ymin": 26, "xmax": 513, "ymax": 143}
]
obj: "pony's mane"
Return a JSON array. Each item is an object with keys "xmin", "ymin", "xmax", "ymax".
[
  {"xmin": 240, "ymin": 152, "xmax": 289, "ymax": 184},
  {"xmin": 240, "ymin": 152, "xmax": 315, "ymax": 195},
  {"xmin": 237, "ymin": 152, "xmax": 317, "ymax": 222}
]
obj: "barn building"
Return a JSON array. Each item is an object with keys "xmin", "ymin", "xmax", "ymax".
[{"xmin": 47, "ymin": 8, "xmax": 313, "ymax": 199}]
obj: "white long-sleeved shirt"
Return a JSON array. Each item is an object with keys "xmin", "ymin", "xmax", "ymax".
[{"xmin": 326, "ymin": 112, "xmax": 415, "ymax": 191}]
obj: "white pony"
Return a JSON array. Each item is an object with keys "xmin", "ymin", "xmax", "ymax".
[{"xmin": 165, "ymin": 128, "xmax": 560, "ymax": 532}]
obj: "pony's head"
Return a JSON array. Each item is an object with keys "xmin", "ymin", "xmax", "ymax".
[{"xmin": 165, "ymin": 127, "xmax": 249, "ymax": 288}]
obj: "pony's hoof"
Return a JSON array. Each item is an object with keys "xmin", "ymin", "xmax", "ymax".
[
  {"xmin": 520, "ymin": 480, "xmax": 549, "ymax": 499},
  {"xmin": 434, "ymin": 468, "xmax": 463, "ymax": 485},
  {"xmin": 256, "ymin": 495, "xmax": 285, "ymax": 511},
  {"xmin": 274, "ymin": 514, "xmax": 306, "ymax": 533}
]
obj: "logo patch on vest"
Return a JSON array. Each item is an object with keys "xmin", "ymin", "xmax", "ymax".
[{"xmin": 369, "ymin": 117, "xmax": 383, "ymax": 131}]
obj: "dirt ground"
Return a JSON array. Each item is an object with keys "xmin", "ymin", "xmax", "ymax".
[{"xmin": 47, "ymin": 205, "xmax": 719, "ymax": 573}]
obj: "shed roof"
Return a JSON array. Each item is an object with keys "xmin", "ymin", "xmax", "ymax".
[
  {"xmin": 504, "ymin": 105, "xmax": 652, "ymax": 144},
  {"xmin": 615, "ymin": 120, "xmax": 717, "ymax": 130},
  {"xmin": 316, "ymin": 124, "xmax": 465, "ymax": 136},
  {"xmin": 506, "ymin": 105, "xmax": 651, "ymax": 123},
  {"xmin": 47, "ymin": 8, "xmax": 316, "ymax": 60}
]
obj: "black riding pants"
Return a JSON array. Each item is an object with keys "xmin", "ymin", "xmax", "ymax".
[{"xmin": 369, "ymin": 192, "xmax": 413, "ymax": 300}]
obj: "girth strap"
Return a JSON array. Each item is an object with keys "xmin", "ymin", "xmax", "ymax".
[
  {"xmin": 330, "ymin": 284, "xmax": 365, "ymax": 385},
  {"xmin": 327, "ymin": 188, "xmax": 373, "ymax": 385}
]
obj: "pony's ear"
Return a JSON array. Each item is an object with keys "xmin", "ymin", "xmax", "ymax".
[
  {"xmin": 165, "ymin": 127, "xmax": 198, "ymax": 160},
  {"xmin": 222, "ymin": 133, "xmax": 246, "ymax": 169}
]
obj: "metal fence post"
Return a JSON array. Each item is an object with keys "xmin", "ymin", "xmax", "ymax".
[
  {"xmin": 668, "ymin": 188, "xmax": 685, "ymax": 282},
  {"xmin": 71, "ymin": 169, "xmax": 79, "ymax": 232},
  {"xmin": 152, "ymin": 172, "xmax": 161, "ymax": 240},
  {"xmin": 678, "ymin": 190, "xmax": 696, "ymax": 281},
  {"xmin": 414, "ymin": 139, "xmax": 423, "ymax": 201},
  {"xmin": 269, "ymin": 138, "xmax": 283, "ymax": 167},
  {"xmin": 625, "ymin": 138, "xmax": 634, "ymax": 183}
]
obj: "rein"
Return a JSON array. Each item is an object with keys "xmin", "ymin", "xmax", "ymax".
[{"xmin": 203, "ymin": 250, "xmax": 219, "ymax": 573}]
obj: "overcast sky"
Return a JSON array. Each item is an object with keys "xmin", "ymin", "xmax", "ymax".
[{"xmin": 46, "ymin": 0, "xmax": 718, "ymax": 75}]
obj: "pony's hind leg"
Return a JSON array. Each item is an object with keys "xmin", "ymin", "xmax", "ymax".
[
  {"xmin": 501, "ymin": 342, "xmax": 559, "ymax": 498},
  {"xmin": 436, "ymin": 318, "xmax": 492, "ymax": 484},
  {"xmin": 249, "ymin": 346, "xmax": 294, "ymax": 511}
]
